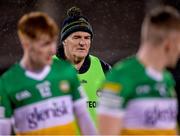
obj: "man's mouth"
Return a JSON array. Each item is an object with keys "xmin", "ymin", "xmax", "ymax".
[{"xmin": 77, "ymin": 48, "xmax": 86, "ymax": 51}]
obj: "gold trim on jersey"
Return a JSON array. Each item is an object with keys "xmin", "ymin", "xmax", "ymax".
[
  {"xmin": 16, "ymin": 121, "xmax": 78, "ymax": 135},
  {"xmin": 103, "ymin": 82, "xmax": 122, "ymax": 93},
  {"xmin": 121, "ymin": 128, "xmax": 177, "ymax": 135}
]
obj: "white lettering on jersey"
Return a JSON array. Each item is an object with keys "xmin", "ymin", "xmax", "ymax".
[
  {"xmin": 136, "ymin": 85, "xmax": 151, "ymax": 95},
  {"xmin": 16, "ymin": 90, "xmax": 31, "ymax": 101},
  {"xmin": 155, "ymin": 83, "xmax": 167, "ymax": 96}
]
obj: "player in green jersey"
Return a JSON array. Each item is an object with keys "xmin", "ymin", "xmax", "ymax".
[
  {"xmin": 0, "ymin": 12, "xmax": 96, "ymax": 135},
  {"xmin": 98, "ymin": 6, "xmax": 180, "ymax": 135}
]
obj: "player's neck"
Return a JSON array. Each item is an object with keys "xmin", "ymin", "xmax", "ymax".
[
  {"xmin": 20, "ymin": 57, "xmax": 46, "ymax": 73},
  {"xmin": 137, "ymin": 46, "xmax": 165, "ymax": 72}
]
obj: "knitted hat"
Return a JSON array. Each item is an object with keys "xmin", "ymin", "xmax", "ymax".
[{"xmin": 61, "ymin": 7, "xmax": 93, "ymax": 42}]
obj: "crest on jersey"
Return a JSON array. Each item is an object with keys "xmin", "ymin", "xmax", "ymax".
[{"xmin": 59, "ymin": 80, "xmax": 70, "ymax": 93}]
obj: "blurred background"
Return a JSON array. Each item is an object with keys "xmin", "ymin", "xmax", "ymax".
[{"xmin": 0, "ymin": 0, "xmax": 180, "ymax": 74}]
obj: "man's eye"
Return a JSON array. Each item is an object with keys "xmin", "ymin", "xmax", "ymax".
[
  {"xmin": 85, "ymin": 37, "xmax": 91, "ymax": 40},
  {"xmin": 73, "ymin": 37, "xmax": 80, "ymax": 39}
]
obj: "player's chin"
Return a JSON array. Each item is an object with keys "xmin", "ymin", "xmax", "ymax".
[
  {"xmin": 46, "ymin": 56, "xmax": 53, "ymax": 64},
  {"xmin": 45, "ymin": 59, "xmax": 53, "ymax": 65}
]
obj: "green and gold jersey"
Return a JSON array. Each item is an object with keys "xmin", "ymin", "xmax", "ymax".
[
  {"xmin": 0, "ymin": 58, "xmax": 83, "ymax": 135},
  {"xmin": 54, "ymin": 55, "xmax": 106, "ymax": 126},
  {"xmin": 98, "ymin": 56, "xmax": 177, "ymax": 135}
]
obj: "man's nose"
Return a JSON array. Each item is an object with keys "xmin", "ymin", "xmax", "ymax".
[{"xmin": 79, "ymin": 39, "xmax": 86, "ymax": 45}]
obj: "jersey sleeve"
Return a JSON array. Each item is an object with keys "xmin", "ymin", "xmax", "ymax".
[
  {"xmin": 0, "ymin": 77, "xmax": 13, "ymax": 118},
  {"xmin": 0, "ymin": 77, "xmax": 13, "ymax": 134},
  {"xmin": 97, "ymin": 67, "xmax": 132, "ymax": 117}
]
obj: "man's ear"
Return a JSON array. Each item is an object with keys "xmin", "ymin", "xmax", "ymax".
[
  {"xmin": 19, "ymin": 36, "xmax": 30, "ymax": 50},
  {"xmin": 18, "ymin": 31, "xmax": 30, "ymax": 49},
  {"xmin": 62, "ymin": 40, "xmax": 66, "ymax": 46}
]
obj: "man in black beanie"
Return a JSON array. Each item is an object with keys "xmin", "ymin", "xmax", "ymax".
[{"xmin": 55, "ymin": 6, "xmax": 111, "ymax": 126}]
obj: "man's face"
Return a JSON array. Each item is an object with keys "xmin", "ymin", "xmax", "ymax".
[
  {"xmin": 27, "ymin": 35, "xmax": 57, "ymax": 68},
  {"xmin": 166, "ymin": 32, "xmax": 180, "ymax": 68},
  {"xmin": 63, "ymin": 31, "xmax": 91, "ymax": 60}
]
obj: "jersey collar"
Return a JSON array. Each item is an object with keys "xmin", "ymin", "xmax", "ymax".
[
  {"xmin": 20, "ymin": 64, "xmax": 51, "ymax": 81},
  {"xmin": 145, "ymin": 67, "xmax": 163, "ymax": 81}
]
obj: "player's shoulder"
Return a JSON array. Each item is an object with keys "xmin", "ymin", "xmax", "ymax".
[
  {"xmin": 52, "ymin": 56, "xmax": 76, "ymax": 73},
  {"xmin": 1, "ymin": 63, "xmax": 21, "ymax": 80},
  {"xmin": 53, "ymin": 56, "xmax": 72, "ymax": 67},
  {"xmin": 113, "ymin": 56, "xmax": 138, "ymax": 73},
  {"xmin": 163, "ymin": 69, "xmax": 175, "ymax": 84},
  {"xmin": 105, "ymin": 56, "xmax": 137, "ymax": 82}
]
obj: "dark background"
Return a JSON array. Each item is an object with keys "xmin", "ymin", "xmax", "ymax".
[
  {"xmin": 0, "ymin": 0, "xmax": 180, "ymax": 124},
  {"xmin": 0, "ymin": 0, "xmax": 180, "ymax": 74}
]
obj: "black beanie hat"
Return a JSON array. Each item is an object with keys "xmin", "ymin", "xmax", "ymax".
[{"xmin": 61, "ymin": 7, "xmax": 93, "ymax": 42}]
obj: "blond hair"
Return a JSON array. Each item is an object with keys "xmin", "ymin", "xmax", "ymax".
[{"xmin": 141, "ymin": 6, "xmax": 180, "ymax": 45}]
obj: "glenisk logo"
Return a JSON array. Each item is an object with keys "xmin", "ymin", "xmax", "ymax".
[
  {"xmin": 27, "ymin": 101, "xmax": 68, "ymax": 129},
  {"xmin": 144, "ymin": 105, "xmax": 176, "ymax": 125}
]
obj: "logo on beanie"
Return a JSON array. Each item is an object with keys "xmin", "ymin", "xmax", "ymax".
[{"xmin": 79, "ymin": 18, "xmax": 86, "ymax": 22}]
